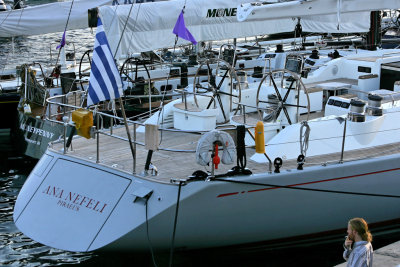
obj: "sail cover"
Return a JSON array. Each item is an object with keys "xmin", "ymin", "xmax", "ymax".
[
  {"xmin": 98, "ymin": 0, "xmax": 371, "ymax": 59},
  {"xmin": 0, "ymin": 0, "xmax": 113, "ymax": 37},
  {"xmin": 237, "ymin": 0, "xmax": 400, "ymax": 22}
]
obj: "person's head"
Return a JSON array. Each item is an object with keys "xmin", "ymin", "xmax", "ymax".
[{"xmin": 347, "ymin": 218, "xmax": 372, "ymax": 242}]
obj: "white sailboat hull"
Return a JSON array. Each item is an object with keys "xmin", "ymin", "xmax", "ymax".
[{"xmin": 14, "ymin": 148, "xmax": 400, "ymax": 251}]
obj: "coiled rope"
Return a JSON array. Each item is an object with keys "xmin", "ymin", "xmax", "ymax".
[{"xmin": 299, "ymin": 120, "xmax": 310, "ymax": 157}]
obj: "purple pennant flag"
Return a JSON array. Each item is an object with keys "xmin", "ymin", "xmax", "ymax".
[
  {"xmin": 56, "ymin": 31, "xmax": 66, "ymax": 49},
  {"xmin": 173, "ymin": 10, "xmax": 197, "ymax": 45}
]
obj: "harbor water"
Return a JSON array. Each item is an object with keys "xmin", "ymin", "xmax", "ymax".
[
  {"xmin": 0, "ymin": 28, "xmax": 95, "ymax": 72},
  {"xmin": 2, "ymin": 1, "xmax": 400, "ymax": 266}
]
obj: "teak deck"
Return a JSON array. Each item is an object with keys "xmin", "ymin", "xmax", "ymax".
[{"xmin": 50, "ymin": 123, "xmax": 400, "ymax": 184}]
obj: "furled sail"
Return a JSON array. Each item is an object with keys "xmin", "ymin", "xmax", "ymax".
[
  {"xmin": 0, "ymin": 0, "xmax": 113, "ymax": 37},
  {"xmin": 237, "ymin": 0, "xmax": 400, "ymax": 22},
  {"xmin": 98, "ymin": 0, "xmax": 372, "ymax": 59}
]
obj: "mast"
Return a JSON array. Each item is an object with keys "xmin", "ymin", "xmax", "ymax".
[{"xmin": 366, "ymin": 11, "xmax": 382, "ymax": 50}]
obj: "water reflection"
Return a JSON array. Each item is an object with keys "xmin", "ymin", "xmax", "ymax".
[{"xmin": 0, "ymin": 28, "xmax": 95, "ymax": 71}]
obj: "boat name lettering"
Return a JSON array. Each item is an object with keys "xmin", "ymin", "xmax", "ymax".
[
  {"xmin": 56, "ymin": 199, "xmax": 80, "ymax": 212},
  {"xmin": 20, "ymin": 123, "xmax": 55, "ymax": 139},
  {"xmin": 42, "ymin": 185, "xmax": 107, "ymax": 213},
  {"xmin": 206, "ymin": 8, "xmax": 237, "ymax": 18},
  {"xmin": 24, "ymin": 137, "xmax": 40, "ymax": 146}
]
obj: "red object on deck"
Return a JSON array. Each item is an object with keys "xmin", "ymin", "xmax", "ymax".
[{"xmin": 213, "ymin": 144, "xmax": 220, "ymax": 169}]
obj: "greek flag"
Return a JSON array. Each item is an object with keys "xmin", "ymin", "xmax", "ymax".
[{"xmin": 87, "ymin": 18, "xmax": 123, "ymax": 106}]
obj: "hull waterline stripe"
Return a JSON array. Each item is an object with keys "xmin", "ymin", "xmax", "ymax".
[
  {"xmin": 217, "ymin": 167, "xmax": 400, "ymax": 198},
  {"xmin": 217, "ymin": 192, "xmax": 239, "ymax": 198}
]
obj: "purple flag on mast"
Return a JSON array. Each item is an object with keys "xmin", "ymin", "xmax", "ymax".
[
  {"xmin": 173, "ymin": 10, "xmax": 197, "ymax": 45},
  {"xmin": 56, "ymin": 31, "xmax": 66, "ymax": 49}
]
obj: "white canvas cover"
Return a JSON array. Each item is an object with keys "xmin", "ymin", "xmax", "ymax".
[
  {"xmin": 237, "ymin": 0, "xmax": 400, "ymax": 22},
  {"xmin": 0, "ymin": 0, "xmax": 113, "ymax": 37},
  {"xmin": 98, "ymin": 0, "xmax": 371, "ymax": 60}
]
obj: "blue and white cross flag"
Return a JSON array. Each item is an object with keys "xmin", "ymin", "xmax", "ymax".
[{"xmin": 87, "ymin": 18, "xmax": 123, "ymax": 106}]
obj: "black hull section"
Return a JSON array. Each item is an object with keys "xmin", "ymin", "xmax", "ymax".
[
  {"xmin": 0, "ymin": 92, "xmax": 19, "ymax": 129},
  {"xmin": 14, "ymin": 112, "xmax": 74, "ymax": 159}
]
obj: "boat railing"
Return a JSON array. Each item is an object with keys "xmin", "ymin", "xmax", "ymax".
[
  {"xmin": 45, "ymin": 90, "xmax": 400, "ymax": 179},
  {"xmin": 264, "ymin": 111, "xmax": 400, "ymax": 167},
  {"xmin": 124, "ymin": 91, "xmax": 186, "ymax": 99},
  {"xmin": 46, "ymin": 91, "xmax": 241, "ymax": 175},
  {"xmin": 46, "ymin": 90, "xmax": 85, "ymax": 124},
  {"xmin": 381, "ymin": 50, "xmax": 400, "ymax": 57},
  {"xmin": 122, "ymin": 60, "xmax": 168, "ymax": 72}
]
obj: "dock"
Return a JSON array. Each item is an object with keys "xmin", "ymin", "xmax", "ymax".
[{"xmin": 335, "ymin": 240, "xmax": 400, "ymax": 266}]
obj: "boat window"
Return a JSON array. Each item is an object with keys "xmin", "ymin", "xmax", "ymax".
[
  {"xmin": 333, "ymin": 100, "xmax": 342, "ymax": 107},
  {"xmin": 161, "ymin": 84, "xmax": 173, "ymax": 92},
  {"xmin": 327, "ymin": 99, "xmax": 335, "ymax": 105},
  {"xmin": 285, "ymin": 58, "xmax": 302, "ymax": 74},
  {"xmin": 358, "ymin": 66, "xmax": 372, "ymax": 73},
  {"xmin": 341, "ymin": 102, "xmax": 350, "ymax": 108},
  {"xmin": 305, "ymin": 59, "xmax": 315, "ymax": 66},
  {"xmin": 0, "ymin": 74, "xmax": 16, "ymax": 80},
  {"xmin": 169, "ymin": 69, "xmax": 180, "ymax": 77},
  {"xmin": 264, "ymin": 54, "xmax": 276, "ymax": 59}
]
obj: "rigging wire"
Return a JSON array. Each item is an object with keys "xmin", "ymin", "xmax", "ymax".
[
  {"xmin": 104, "ymin": 0, "xmax": 122, "ymax": 42},
  {"xmin": 112, "ymin": 0, "xmax": 141, "ymax": 114},
  {"xmin": 158, "ymin": 2, "xmax": 191, "ymax": 145},
  {"xmin": 0, "ymin": 0, "xmax": 24, "ymax": 27},
  {"xmin": 157, "ymin": 36, "xmax": 180, "ymax": 145},
  {"xmin": 145, "ymin": 199, "xmax": 158, "ymax": 267},
  {"xmin": 113, "ymin": 0, "xmax": 141, "ymax": 59},
  {"xmin": 169, "ymin": 181, "xmax": 183, "ymax": 267},
  {"xmin": 125, "ymin": 0, "xmax": 144, "ymax": 56},
  {"xmin": 54, "ymin": 0, "xmax": 75, "ymax": 69},
  {"xmin": 0, "ymin": 0, "xmax": 25, "ymax": 77}
]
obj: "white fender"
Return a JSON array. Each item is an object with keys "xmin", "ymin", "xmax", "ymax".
[{"xmin": 196, "ymin": 130, "xmax": 236, "ymax": 166}]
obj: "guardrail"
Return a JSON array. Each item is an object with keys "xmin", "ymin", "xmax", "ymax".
[{"xmin": 45, "ymin": 87, "xmax": 400, "ymax": 178}]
